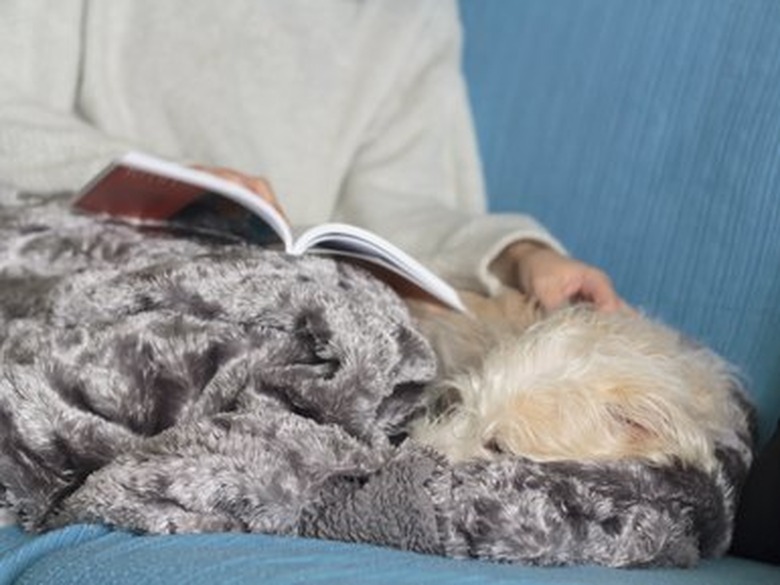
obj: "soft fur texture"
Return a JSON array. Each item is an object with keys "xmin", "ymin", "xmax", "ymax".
[
  {"xmin": 410, "ymin": 292, "xmax": 748, "ymax": 472},
  {"xmin": 0, "ymin": 192, "xmax": 756, "ymax": 567}
]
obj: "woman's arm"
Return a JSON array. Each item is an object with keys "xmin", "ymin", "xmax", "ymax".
[{"xmin": 0, "ymin": 1, "xmax": 136, "ymax": 195}]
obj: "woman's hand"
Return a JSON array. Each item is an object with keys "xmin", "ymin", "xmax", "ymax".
[
  {"xmin": 491, "ymin": 240, "xmax": 623, "ymax": 312},
  {"xmin": 191, "ymin": 165, "xmax": 287, "ymax": 220}
]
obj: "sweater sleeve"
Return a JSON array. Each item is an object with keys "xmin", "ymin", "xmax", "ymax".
[
  {"xmin": 0, "ymin": 0, "xmax": 134, "ymax": 196},
  {"xmin": 332, "ymin": 0, "xmax": 564, "ymax": 294}
]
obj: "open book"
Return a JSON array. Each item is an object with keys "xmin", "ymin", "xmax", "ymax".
[{"xmin": 74, "ymin": 152, "xmax": 466, "ymax": 312}]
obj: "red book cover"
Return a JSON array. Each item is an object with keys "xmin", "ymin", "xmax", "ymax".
[{"xmin": 74, "ymin": 165, "xmax": 208, "ymax": 220}]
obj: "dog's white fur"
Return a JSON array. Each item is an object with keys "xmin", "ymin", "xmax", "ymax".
[{"xmin": 409, "ymin": 290, "xmax": 745, "ymax": 471}]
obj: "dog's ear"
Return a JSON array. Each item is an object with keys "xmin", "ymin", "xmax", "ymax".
[
  {"xmin": 602, "ymin": 386, "xmax": 714, "ymax": 468},
  {"xmin": 460, "ymin": 287, "xmax": 542, "ymax": 333},
  {"xmin": 408, "ymin": 287, "xmax": 540, "ymax": 331},
  {"xmin": 408, "ymin": 288, "xmax": 542, "ymax": 379},
  {"xmin": 406, "ymin": 293, "xmax": 491, "ymax": 377},
  {"xmin": 605, "ymin": 402, "xmax": 658, "ymax": 447}
]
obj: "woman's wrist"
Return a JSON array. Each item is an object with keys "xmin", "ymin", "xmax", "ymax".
[{"xmin": 489, "ymin": 240, "xmax": 552, "ymax": 289}]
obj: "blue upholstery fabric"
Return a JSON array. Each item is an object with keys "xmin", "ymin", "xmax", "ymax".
[
  {"xmin": 2, "ymin": 2, "xmax": 780, "ymax": 584},
  {"xmin": 460, "ymin": 0, "xmax": 780, "ymax": 441},
  {"xmin": 3, "ymin": 525, "xmax": 780, "ymax": 585}
]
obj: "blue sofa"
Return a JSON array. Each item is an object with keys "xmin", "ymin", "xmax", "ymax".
[{"xmin": 2, "ymin": 1, "xmax": 779, "ymax": 583}]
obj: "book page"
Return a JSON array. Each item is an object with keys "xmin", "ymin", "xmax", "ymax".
[
  {"xmin": 292, "ymin": 223, "xmax": 466, "ymax": 312},
  {"xmin": 75, "ymin": 152, "xmax": 294, "ymax": 250}
]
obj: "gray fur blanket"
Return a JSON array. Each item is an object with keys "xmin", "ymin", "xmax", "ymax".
[{"xmin": 0, "ymin": 192, "xmax": 754, "ymax": 567}]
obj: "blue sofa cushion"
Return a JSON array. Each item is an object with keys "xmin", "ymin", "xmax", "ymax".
[{"xmin": 3, "ymin": 525, "xmax": 780, "ymax": 585}]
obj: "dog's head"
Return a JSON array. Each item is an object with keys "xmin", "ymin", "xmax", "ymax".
[{"xmin": 411, "ymin": 307, "xmax": 744, "ymax": 471}]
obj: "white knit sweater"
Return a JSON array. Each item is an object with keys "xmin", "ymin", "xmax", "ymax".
[{"xmin": 0, "ymin": 0, "xmax": 561, "ymax": 291}]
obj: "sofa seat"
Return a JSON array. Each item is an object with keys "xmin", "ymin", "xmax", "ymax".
[{"xmin": 2, "ymin": 525, "xmax": 779, "ymax": 585}]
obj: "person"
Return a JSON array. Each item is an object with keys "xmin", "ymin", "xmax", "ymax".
[{"xmin": 0, "ymin": 0, "xmax": 620, "ymax": 312}]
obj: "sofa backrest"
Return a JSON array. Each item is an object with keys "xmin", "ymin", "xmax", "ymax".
[{"xmin": 459, "ymin": 0, "xmax": 780, "ymax": 440}]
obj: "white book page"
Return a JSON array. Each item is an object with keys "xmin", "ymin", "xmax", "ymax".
[
  {"xmin": 120, "ymin": 152, "xmax": 294, "ymax": 250},
  {"xmin": 292, "ymin": 223, "xmax": 466, "ymax": 312}
]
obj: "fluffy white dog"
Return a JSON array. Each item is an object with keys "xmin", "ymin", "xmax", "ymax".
[{"xmin": 409, "ymin": 289, "xmax": 746, "ymax": 472}]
